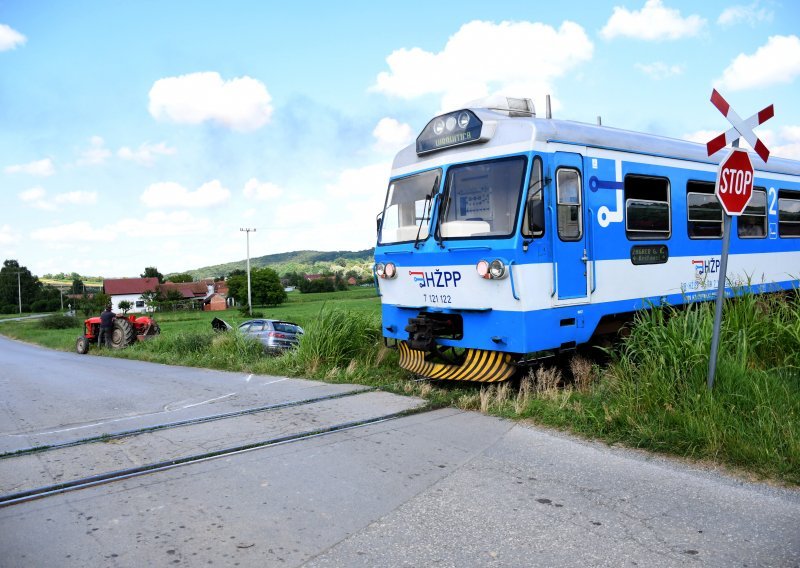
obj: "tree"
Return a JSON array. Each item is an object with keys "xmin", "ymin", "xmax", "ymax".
[
  {"xmin": 299, "ymin": 278, "xmax": 335, "ymax": 294},
  {"xmin": 141, "ymin": 266, "xmax": 164, "ymax": 284},
  {"xmin": 118, "ymin": 300, "xmax": 132, "ymax": 314},
  {"xmin": 227, "ymin": 268, "xmax": 286, "ymax": 306},
  {"xmin": 167, "ymin": 273, "xmax": 193, "ymax": 283},
  {"xmin": 226, "ymin": 274, "xmax": 246, "ymax": 304},
  {"xmin": 250, "ymin": 267, "xmax": 287, "ymax": 306},
  {"xmin": 71, "ymin": 278, "xmax": 84, "ymax": 295},
  {"xmin": 0, "ymin": 260, "xmax": 42, "ymax": 313}
]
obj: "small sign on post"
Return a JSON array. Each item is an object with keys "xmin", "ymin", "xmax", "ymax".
[{"xmin": 705, "ymin": 90, "xmax": 773, "ymax": 390}]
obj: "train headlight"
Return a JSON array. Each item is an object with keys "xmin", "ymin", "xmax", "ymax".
[
  {"xmin": 476, "ymin": 260, "xmax": 490, "ymax": 279},
  {"xmin": 458, "ymin": 112, "xmax": 470, "ymax": 129},
  {"xmin": 375, "ymin": 262, "xmax": 397, "ymax": 279},
  {"xmin": 433, "ymin": 119, "xmax": 445, "ymax": 135},
  {"xmin": 445, "ymin": 116, "xmax": 457, "ymax": 132},
  {"xmin": 489, "ymin": 259, "xmax": 506, "ymax": 279}
]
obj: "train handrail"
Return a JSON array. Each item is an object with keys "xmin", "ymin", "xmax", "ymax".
[
  {"xmin": 508, "ymin": 260, "xmax": 520, "ymax": 301},
  {"xmin": 588, "ymin": 208, "xmax": 597, "ymax": 294},
  {"xmin": 548, "ymin": 205, "xmax": 557, "ymax": 297}
]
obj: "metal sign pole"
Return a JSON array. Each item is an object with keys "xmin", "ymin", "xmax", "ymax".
[
  {"xmin": 706, "ymin": 212, "xmax": 731, "ymax": 390},
  {"xmin": 707, "ymin": 138, "xmax": 739, "ymax": 390}
]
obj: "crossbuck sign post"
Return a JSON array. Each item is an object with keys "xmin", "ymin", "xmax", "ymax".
[{"xmin": 705, "ymin": 89, "xmax": 773, "ymax": 390}]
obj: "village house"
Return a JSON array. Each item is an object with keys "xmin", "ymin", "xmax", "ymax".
[{"xmin": 102, "ymin": 278, "xmax": 159, "ymax": 313}]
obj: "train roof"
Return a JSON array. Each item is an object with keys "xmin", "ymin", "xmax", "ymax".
[{"xmin": 393, "ymin": 106, "xmax": 800, "ymax": 178}]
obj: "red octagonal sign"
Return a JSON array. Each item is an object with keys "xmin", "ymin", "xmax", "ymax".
[{"xmin": 715, "ymin": 148, "xmax": 754, "ymax": 216}]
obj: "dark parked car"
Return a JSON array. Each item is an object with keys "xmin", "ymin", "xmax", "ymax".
[{"xmin": 237, "ymin": 319, "xmax": 304, "ymax": 353}]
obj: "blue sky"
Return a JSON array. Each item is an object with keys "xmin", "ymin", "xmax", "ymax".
[{"xmin": 1, "ymin": 0, "xmax": 799, "ymax": 277}]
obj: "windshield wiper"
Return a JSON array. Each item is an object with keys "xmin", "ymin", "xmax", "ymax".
[{"xmin": 413, "ymin": 175, "xmax": 439, "ymax": 249}]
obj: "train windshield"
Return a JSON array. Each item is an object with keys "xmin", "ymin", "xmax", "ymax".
[
  {"xmin": 379, "ymin": 169, "xmax": 441, "ymax": 244},
  {"xmin": 438, "ymin": 156, "xmax": 527, "ymax": 239}
]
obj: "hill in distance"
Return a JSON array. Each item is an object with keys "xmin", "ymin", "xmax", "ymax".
[{"xmin": 179, "ymin": 249, "xmax": 375, "ymax": 280}]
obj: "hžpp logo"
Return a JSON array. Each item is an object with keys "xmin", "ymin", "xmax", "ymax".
[
  {"xmin": 692, "ymin": 258, "xmax": 720, "ymax": 276},
  {"xmin": 408, "ymin": 270, "xmax": 462, "ymax": 288}
]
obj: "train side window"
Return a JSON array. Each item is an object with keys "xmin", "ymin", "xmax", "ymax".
[
  {"xmin": 522, "ymin": 156, "xmax": 544, "ymax": 238},
  {"xmin": 778, "ymin": 190, "xmax": 800, "ymax": 237},
  {"xmin": 625, "ymin": 174, "xmax": 671, "ymax": 240},
  {"xmin": 687, "ymin": 181, "xmax": 721, "ymax": 239},
  {"xmin": 738, "ymin": 187, "xmax": 767, "ymax": 238},
  {"xmin": 556, "ymin": 168, "xmax": 582, "ymax": 241}
]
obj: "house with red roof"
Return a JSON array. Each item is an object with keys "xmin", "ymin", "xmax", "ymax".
[{"xmin": 102, "ymin": 277, "xmax": 159, "ymax": 313}]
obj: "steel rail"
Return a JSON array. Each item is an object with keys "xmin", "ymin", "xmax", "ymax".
[
  {"xmin": 0, "ymin": 405, "xmax": 431, "ymax": 508},
  {"xmin": 0, "ymin": 388, "xmax": 375, "ymax": 459}
]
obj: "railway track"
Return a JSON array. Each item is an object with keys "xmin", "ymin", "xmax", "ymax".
[{"xmin": 0, "ymin": 388, "xmax": 429, "ymax": 508}]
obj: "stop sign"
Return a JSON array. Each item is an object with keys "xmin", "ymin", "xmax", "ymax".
[{"xmin": 715, "ymin": 148, "xmax": 754, "ymax": 215}]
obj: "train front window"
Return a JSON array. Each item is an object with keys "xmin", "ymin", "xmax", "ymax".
[
  {"xmin": 439, "ymin": 156, "xmax": 527, "ymax": 239},
  {"xmin": 379, "ymin": 169, "xmax": 441, "ymax": 244}
]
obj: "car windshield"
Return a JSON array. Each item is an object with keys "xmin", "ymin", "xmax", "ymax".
[
  {"xmin": 379, "ymin": 169, "xmax": 441, "ymax": 244},
  {"xmin": 438, "ymin": 157, "xmax": 527, "ymax": 239}
]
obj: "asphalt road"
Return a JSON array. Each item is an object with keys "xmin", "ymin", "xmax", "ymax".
[{"xmin": 1, "ymin": 335, "xmax": 798, "ymax": 567}]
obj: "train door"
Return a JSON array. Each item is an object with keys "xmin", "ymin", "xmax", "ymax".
[{"xmin": 552, "ymin": 152, "xmax": 588, "ymax": 302}]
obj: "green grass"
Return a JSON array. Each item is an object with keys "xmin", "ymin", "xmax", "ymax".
[{"xmin": 1, "ymin": 286, "xmax": 798, "ymax": 484}]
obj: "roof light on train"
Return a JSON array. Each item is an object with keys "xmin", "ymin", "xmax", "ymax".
[
  {"xmin": 489, "ymin": 260, "xmax": 506, "ymax": 279},
  {"xmin": 416, "ymin": 109, "xmax": 488, "ymax": 155}
]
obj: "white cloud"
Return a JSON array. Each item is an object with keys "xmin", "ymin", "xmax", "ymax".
[
  {"xmin": 326, "ymin": 162, "xmax": 391, "ymax": 198},
  {"xmin": 272, "ymin": 200, "xmax": 327, "ymax": 228},
  {"xmin": 19, "ymin": 187, "xmax": 97, "ymax": 210},
  {"xmin": 148, "ymin": 72, "xmax": 273, "ymax": 132},
  {"xmin": 771, "ymin": 126, "xmax": 800, "ymax": 160},
  {"xmin": 116, "ymin": 211, "xmax": 211, "ymax": 237},
  {"xmin": 140, "ymin": 179, "xmax": 231, "ymax": 208},
  {"xmin": 682, "ymin": 126, "xmax": 800, "ymax": 160},
  {"xmin": 372, "ymin": 20, "xmax": 593, "ymax": 112},
  {"xmin": 5, "ymin": 158, "xmax": 55, "ymax": 177},
  {"xmin": 373, "ymin": 118, "xmax": 413, "ymax": 153},
  {"xmin": 19, "ymin": 186, "xmax": 46, "ymax": 202},
  {"xmin": 55, "ymin": 191, "xmax": 97, "ymax": 205},
  {"xmin": 31, "ymin": 221, "xmax": 112, "ymax": 243},
  {"xmin": 717, "ymin": 2, "xmax": 773, "ymax": 27},
  {"xmin": 715, "ymin": 35, "xmax": 800, "ymax": 91},
  {"xmin": 0, "ymin": 224, "xmax": 19, "ymax": 245},
  {"xmin": 78, "ymin": 136, "xmax": 111, "ymax": 165},
  {"xmin": 243, "ymin": 178, "xmax": 283, "ymax": 201},
  {"xmin": 634, "ymin": 61, "xmax": 684, "ymax": 79},
  {"xmin": 118, "ymin": 141, "xmax": 176, "ymax": 166},
  {"xmin": 601, "ymin": 0, "xmax": 705, "ymax": 41},
  {"xmin": 0, "ymin": 23, "xmax": 26, "ymax": 51}
]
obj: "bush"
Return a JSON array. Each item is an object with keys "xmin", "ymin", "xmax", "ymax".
[
  {"xmin": 39, "ymin": 314, "xmax": 81, "ymax": 329},
  {"xmin": 288, "ymin": 307, "xmax": 383, "ymax": 373},
  {"xmin": 299, "ymin": 278, "xmax": 335, "ymax": 294}
]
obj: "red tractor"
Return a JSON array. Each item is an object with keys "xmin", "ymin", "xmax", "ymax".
[{"xmin": 76, "ymin": 313, "xmax": 161, "ymax": 354}]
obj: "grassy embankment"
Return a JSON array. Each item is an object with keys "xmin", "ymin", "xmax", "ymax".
[{"xmin": 1, "ymin": 287, "xmax": 798, "ymax": 484}]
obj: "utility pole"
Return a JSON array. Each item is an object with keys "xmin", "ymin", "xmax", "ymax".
[
  {"xmin": 240, "ymin": 228, "xmax": 256, "ymax": 316},
  {"xmin": 17, "ymin": 271, "xmax": 22, "ymax": 314}
]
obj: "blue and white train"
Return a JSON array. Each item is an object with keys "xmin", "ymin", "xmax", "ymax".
[{"xmin": 373, "ymin": 97, "xmax": 800, "ymax": 382}]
